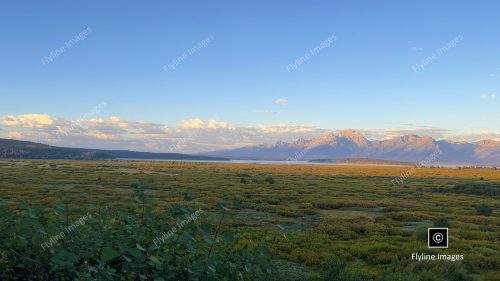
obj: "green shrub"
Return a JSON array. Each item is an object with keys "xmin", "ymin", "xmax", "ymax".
[
  {"xmin": 415, "ymin": 226, "xmax": 428, "ymax": 241},
  {"xmin": 322, "ymin": 257, "xmax": 348, "ymax": 281},
  {"xmin": 265, "ymin": 177, "xmax": 276, "ymax": 184},
  {"xmin": 322, "ymin": 257, "xmax": 372, "ymax": 281},
  {"xmin": 433, "ymin": 217, "xmax": 450, "ymax": 228},
  {"xmin": 475, "ymin": 204, "xmax": 493, "ymax": 216},
  {"xmin": 377, "ymin": 258, "xmax": 419, "ymax": 281}
]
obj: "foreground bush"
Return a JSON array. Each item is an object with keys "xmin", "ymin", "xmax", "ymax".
[{"xmin": 0, "ymin": 192, "xmax": 284, "ymax": 281}]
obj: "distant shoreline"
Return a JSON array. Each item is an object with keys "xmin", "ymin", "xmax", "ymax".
[
  {"xmin": 113, "ymin": 158, "xmax": 499, "ymax": 169},
  {"xmin": 0, "ymin": 157, "xmax": 497, "ymax": 169}
]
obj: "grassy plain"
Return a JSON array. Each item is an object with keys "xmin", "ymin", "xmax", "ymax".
[{"xmin": 0, "ymin": 160, "xmax": 499, "ymax": 280}]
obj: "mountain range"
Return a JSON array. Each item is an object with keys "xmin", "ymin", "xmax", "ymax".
[
  {"xmin": 2, "ymin": 131, "xmax": 499, "ymax": 165},
  {"xmin": 206, "ymin": 129, "xmax": 500, "ymax": 165}
]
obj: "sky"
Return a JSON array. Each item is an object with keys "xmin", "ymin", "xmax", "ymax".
[{"xmin": 1, "ymin": 1, "xmax": 499, "ymax": 153}]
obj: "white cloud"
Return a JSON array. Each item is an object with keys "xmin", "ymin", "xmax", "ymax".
[
  {"xmin": 274, "ymin": 98, "xmax": 288, "ymax": 105},
  {"xmin": 5, "ymin": 131, "xmax": 24, "ymax": 140},
  {"xmin": 2, "ymin": 114, "xmax": 54, "ymax": 128},
  {"xmin": 254, "ymin": 110, "xmax": 278, "ymax": 115},
  {"xmin": 480, "ymin": 94, "xmax": 496, "ymax": 100},
  {"xmin": 179, "ymin": 118, "xmax": 232, "ymax": 129}
]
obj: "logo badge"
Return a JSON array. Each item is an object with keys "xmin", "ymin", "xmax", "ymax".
[{"xmin": 428, "ymin": 228, "xmax": 448, "ymax": 248}]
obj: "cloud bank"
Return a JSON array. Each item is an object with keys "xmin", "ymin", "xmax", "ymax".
[{"xmin": 1, "ymin": 114, "xmax": 499, "ymax": 153}]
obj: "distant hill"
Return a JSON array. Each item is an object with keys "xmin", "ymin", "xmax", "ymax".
[
  {"xmin": 310, "ymin": 158, "xmax": 414, "ymax": 166},
  {"xmin": 102, "ymin": 150, "xmax": 227, "ymax": 161},
  {"xmin": 0, "ymin": 138, "xmax": 227, "ymax": 161},
  {"xmin": 206, "ymin": 129, "xmax": 500, "ymax": 165}
]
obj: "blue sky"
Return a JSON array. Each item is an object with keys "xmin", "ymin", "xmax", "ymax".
[{"xmin": 1, "ymin": 1, "xmax": 499, "ymax": 151}]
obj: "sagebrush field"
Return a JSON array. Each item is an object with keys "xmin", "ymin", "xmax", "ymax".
[{"xmin": 0, "ymin": 160, "xmax": 499, "ymax": 280}]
